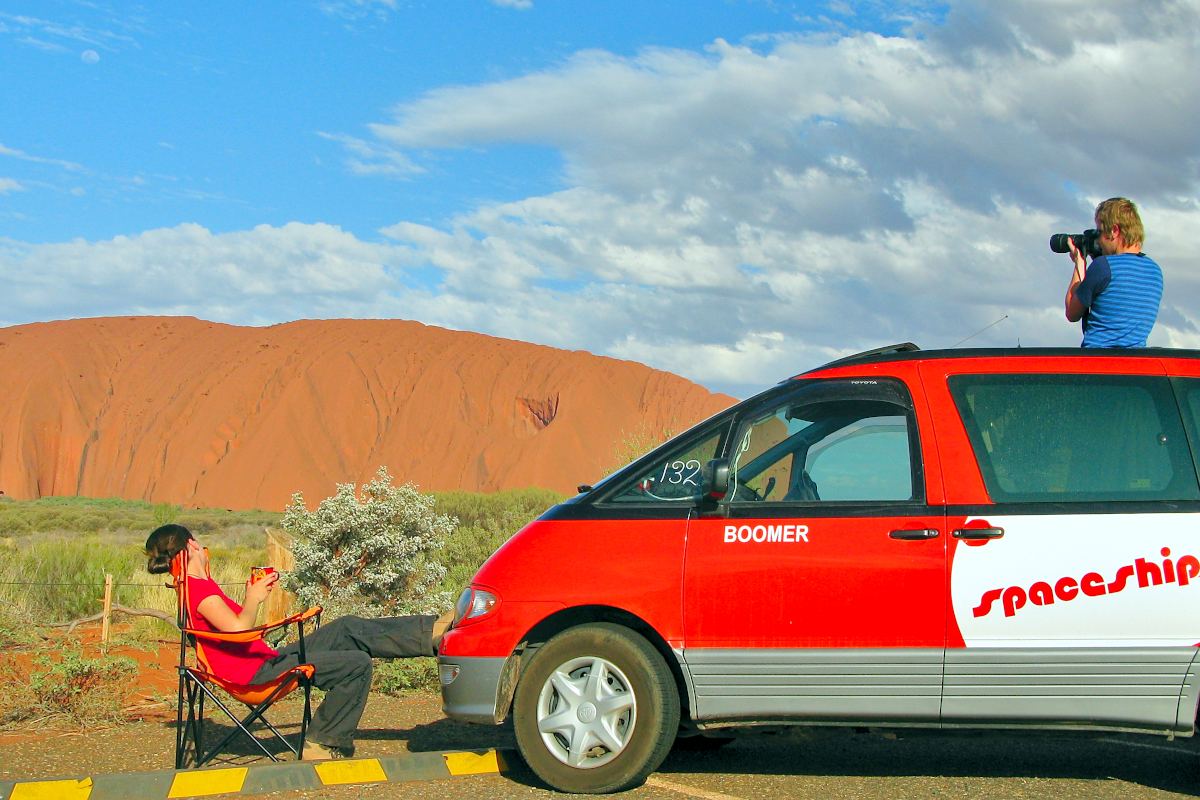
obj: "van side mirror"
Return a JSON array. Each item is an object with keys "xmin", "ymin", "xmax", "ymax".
[{"xmin": 701, "ymin": 458, "xmax": 731, "ymax": 501}]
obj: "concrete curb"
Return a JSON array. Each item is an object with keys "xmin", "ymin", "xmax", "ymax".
[{"xmin": 0, "ymin": 748, "xmax": 512, "ymax": 800}]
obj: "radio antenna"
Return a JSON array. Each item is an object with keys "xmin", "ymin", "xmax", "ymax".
[{"xmin": 950, "ymin": 314, "xmax": 1009, "ymax": 348}]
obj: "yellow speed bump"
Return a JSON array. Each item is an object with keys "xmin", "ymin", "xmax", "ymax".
[
  {"xmin": 314, "ymin": 759, "xmax": 388, "ymax": 786},
  {"xmin": 166, "ymin": 767, "xmax": 248, "ymax": 798},
  {"xmin": 9, "ymin": 778, "xmax": 93, "ymax": 800},
  {"xmin": 444, "ymin": 750, "xmax": 503, "ymax": 776}
]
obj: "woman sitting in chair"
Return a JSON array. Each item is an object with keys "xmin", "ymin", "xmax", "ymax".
[{"xmin": 146, "ymin": 523, "xmax": 449, "ymax": 760}]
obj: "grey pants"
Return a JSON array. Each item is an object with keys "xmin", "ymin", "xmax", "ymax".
[{"xmin": 251, "ymin": 614, "xmax": 436, "ymax": 749}]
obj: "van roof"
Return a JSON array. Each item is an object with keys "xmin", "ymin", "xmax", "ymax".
[{"xmin": 803, "ymin": 343, "xmax": 1200, "ymax": 375}]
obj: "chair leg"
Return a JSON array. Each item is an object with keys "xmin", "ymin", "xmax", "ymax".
[
  {"xmin": 296, "ymin": 679, "xmax": 312, "ymax": 760},
  {"xmin": 196, "ymin": 686, "xmax": 206, "ymax": 766},
  {"xmin": 175, "ymin": 672, "xmax": 187, "ymax": 770},
  {"xmin": 179, "ymin": 678, "xmax": 204, "ymax": 769}
]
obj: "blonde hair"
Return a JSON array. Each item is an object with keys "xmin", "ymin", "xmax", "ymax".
[{"xmin": 1095, "ymin": 197, "xmax": 1144, "ymax": 247}]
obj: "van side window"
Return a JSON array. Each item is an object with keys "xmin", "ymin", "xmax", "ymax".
[
  {"xmin": 949, "ymin": 374, "xmax": 1199, "ymax": 503},
  {"xmin": 606, "ymin": 428, "xmax": 726, "ymax": 503},
  {"xmin": 1169, "ymin": 378, "xmax": 1200, "ymax": 481},
  {"xmin": 730, "ymin": 379, "xmax": 921, "ymax": 504}
]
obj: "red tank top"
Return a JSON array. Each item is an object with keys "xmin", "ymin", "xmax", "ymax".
[{"xmin": 187, "ymin": 576, "xmax": 278, "ymax": 685}]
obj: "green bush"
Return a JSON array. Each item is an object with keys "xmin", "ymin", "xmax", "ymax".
[
  {"xmin": 434, "ymin": 488, "xmax": 562, "ymax": 593},
  {"xmin": 372, "ymin": 658, "xmax": 439, "ymax": 694},
  {"xmin": 0, "ymin": 602, "xmax": 36, "ymax": 648},
  {"xmin": 27, "ymin": 649, "xmax": 138, "ymax": 726}
]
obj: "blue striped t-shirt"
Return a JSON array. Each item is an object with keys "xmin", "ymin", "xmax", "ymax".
[{"xmin": 1074, "ymin": 253, "xmax": 1163, "ymax": 348}]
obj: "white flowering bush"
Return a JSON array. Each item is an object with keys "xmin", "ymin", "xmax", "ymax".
[{"xmin": 280, "ymin": 467, "xmax": 455, "ymax": 619}]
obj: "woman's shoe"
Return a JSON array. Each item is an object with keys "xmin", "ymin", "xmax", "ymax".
[{"xmin": 302, "ymin": 742, "xmax": 344, "ymax": 761}]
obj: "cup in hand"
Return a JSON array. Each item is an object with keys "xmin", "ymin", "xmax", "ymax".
[{"xmin": 250, "ymin": 566, "xmax": 277, "ymax": 584}]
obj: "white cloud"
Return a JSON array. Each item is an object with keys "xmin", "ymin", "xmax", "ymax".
[
  {"xmin": 0, "ymin": 178, "xmax": 23, "ymax": 194},
  {"xmin": 491, "ymin": 0, "xmax": 533, "ymax": 9},
  {"xmin": 0, "ymin": 223, "xmax": 409, "ymax": 326},
  {"xmin": 0, "ymin": 142, "xmax": 85, "ymax": 172},
  {"xmin": 315, "ymin": 0, "xmax": 398, "ymax": 21},
  {"xmin": 317, "ymin": 131, "xmax": 423, "ymax": 178},
  {"xmin": 0, "ymin": 11, "xmax": 136, "ymax": 53}
]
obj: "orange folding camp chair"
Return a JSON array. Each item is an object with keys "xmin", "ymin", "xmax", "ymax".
[{"xmin": 168, "ymin": 549, "xmax": 322, "ymax": 768}]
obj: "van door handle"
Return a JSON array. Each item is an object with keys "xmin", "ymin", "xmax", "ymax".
[
  {"xmin": 952, "ymin": 527, "xmax": 1005, "ymax": 540},
  {"xmin": 889, "ymin": 528, "xmax": 940, "ymax": 540}
]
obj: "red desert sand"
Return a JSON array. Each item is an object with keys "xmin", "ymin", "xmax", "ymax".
[{"xmin": 0, "ymin": 317, "xmax": 735, "ymax": 510}]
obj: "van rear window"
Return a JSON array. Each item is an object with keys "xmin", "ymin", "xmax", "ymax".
[{"xmin": 948, "ymin": 374, "xmax": 1200, "ymax": 503}]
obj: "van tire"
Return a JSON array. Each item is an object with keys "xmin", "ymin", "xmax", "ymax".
[{"xmin": 513, "ymin": 623, "xmax": 679, "ymax": 794}]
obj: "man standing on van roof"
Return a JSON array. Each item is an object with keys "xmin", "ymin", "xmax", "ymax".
[{"xmin": 1064, "ymin": 197, "xmax": 1163, "ymax": 348}]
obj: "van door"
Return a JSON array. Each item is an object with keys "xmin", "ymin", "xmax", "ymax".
[
  {"xmin": 941, "ymin": 370, "xmax": 1200, "ymax": 731},
  {"xmin": 682, "ymin": 375, "xmax": 946, "ymax": 722}
]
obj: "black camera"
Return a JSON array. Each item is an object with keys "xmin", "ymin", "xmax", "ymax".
[{"xmin": 1049, "ymin": 229, "xmax": 1103, "ymax": 259}]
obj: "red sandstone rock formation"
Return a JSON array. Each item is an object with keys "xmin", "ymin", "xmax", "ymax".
[{"xmin": 0, "ymin": 317, "xmax": 735, "ymax": 510}]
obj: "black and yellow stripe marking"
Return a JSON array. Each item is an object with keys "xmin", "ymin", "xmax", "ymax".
[{"xmin": 0, "ymin": 749, "xmax": 509, "ymax": 800}]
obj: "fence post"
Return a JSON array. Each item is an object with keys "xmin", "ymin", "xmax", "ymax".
[
  {"xmin": 100, "ymin": 573, "xmax": 113, "ymax": 648},
  {"xmin": 265, "ymin": 528, "xmax": 296, "ymax": 622}
]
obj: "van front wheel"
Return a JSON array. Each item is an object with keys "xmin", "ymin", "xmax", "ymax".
[{"xmin": 513, "ymin": 623, "xmax": 680, "ymax": 794}]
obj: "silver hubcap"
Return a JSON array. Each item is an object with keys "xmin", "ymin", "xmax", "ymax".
[{"xmin": 536, "ymin": 655, "xmax": 637, "ymax": 768}]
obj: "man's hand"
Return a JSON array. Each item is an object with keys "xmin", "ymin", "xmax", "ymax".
[
  {"xmin": 1064, "ymin": 237, "xmax": 1088, "ymax": 322},
  {"xmin": 1067, "ymin": 236, "xmax": 1088, "ymax": 279}
]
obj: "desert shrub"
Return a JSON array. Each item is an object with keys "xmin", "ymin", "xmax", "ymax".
[
  {"xmin": 152, "ymin": 502, "xmax": 181, "ymax": 527},
  {"xmin": 281, "ymin": 467, "xmax": 455, "ymax": 619},
  {"xmin": 25, "ymin": 649, "xmax": 138, "ymax": 726},
  {"xmin": 0, "ymin": 659, "xmax": 36, "ymax": 728},
  {"xmin": 434, "ymin": 488, "xmax": 562, "ymax": 593},
  {"xmin": 372, "ymin": 658, "xmax": 439, "ymax": 695},
  {"xmin": 1, "ymin": 646, "xmax": 138, "ymax": 729},
  {"xmin": 607, "ymin": 421, "xmax": 677, "ymax": 474},
  {"xmin": 0, "ymin": 602, "xmax": 37, "ymax": 648}
]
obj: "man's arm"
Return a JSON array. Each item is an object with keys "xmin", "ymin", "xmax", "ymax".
[{"xmin": 1064, "ymin": 239, "xmax": 1088, "ymax": 322}]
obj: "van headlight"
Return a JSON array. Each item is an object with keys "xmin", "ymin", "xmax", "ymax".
[{"xmin": 453, "ymin": 586, "xmax": 499, "ymax": 626}]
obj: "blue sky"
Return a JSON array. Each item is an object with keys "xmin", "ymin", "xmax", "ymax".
[{"xmin": 2, "ymin": 0, "xmax": 1198, "ymax": 397}]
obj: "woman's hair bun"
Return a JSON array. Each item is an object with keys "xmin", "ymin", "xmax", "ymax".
[
  {"xmin": 144, "ymin": 523, "xmax": 193, "ymax": 574},
  {"xmin": 147, "ymin": 553, "xmax": 173, "ymax": 574}
]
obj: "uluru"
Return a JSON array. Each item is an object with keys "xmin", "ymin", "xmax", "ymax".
[{"xmin": 0, "ymin": 317, "xmax": 736, "ymax": 510}]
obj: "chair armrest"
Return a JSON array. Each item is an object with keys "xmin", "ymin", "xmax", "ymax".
[{"xmin": 184, "ymin": 606, "xmax": 322, "ymax": 643}]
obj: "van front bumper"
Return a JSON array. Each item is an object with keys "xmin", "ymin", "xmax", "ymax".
[{"xmin": 438, "ymin": 655, "xmax": 508, "ymax": 724}]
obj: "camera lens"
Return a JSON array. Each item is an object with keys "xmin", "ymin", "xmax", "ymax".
[{"xmin": 1049, "ymin": 233, "xmax": 1073, "ymax": 254}]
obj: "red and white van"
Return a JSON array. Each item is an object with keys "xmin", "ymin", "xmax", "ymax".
[{"xmin": 438, "ymin": 345, "xmax": 1200, "ymax": 793}]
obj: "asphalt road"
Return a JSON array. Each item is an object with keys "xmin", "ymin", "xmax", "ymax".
[{"xmin": 256, "ymin": 726, "xmax": 1200, "ymax": 799}]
